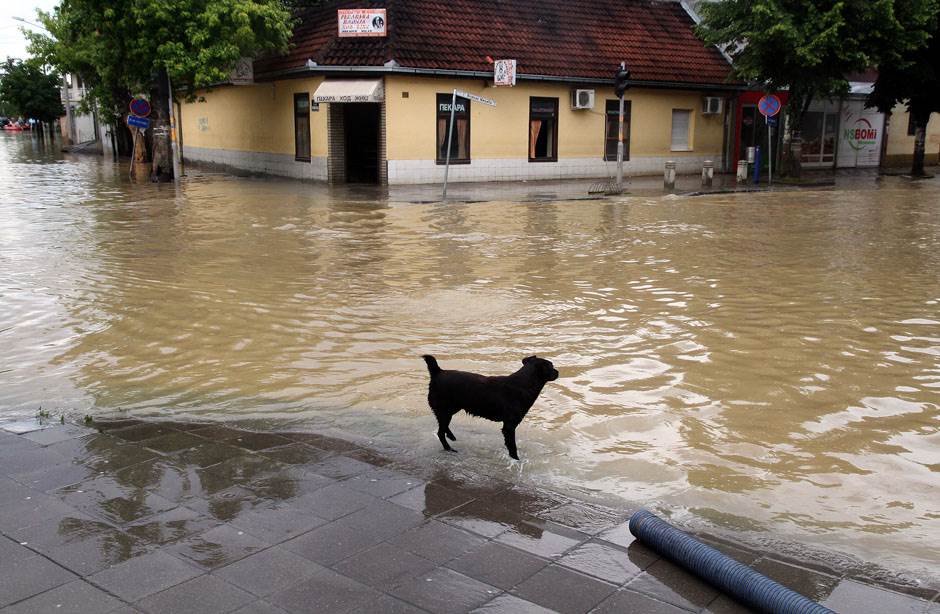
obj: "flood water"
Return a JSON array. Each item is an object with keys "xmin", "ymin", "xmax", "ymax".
[{"xmin": 2, "ymin": 134, "xmax": 938, "ymax": 581}]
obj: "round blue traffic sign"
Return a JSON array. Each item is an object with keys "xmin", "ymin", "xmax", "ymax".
[
  {"xmin": 129, "ymin": 97, "xmax": 151, "ymax": 118},
  {"xmin": 758, "ymin": 95, "xmax": 781, "ymax": 117}
]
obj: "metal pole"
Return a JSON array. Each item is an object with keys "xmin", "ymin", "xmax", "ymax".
[
  {"xmin": 167, "ymin": 72, "xmax": 181, "ymax": 182},
  {"xmin": 616, "ymin": 62, "xmax": 625, "ymax": 190},
  {"xmin": 767, "ymin": 122, "xmax": 773, "ymax": 186},
  {"xmin": 62, "ymin": 74, "xmax": 73, "ymax": 146},
  {"xmin": 129, "ymin": 127, "xmax": 138, "ymax": 178},
  {"xmin": 442, "ymin": 89, "xmax": 457, "ymax": 199}
]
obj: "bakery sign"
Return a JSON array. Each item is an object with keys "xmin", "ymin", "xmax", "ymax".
[{"xmin": 338, "ymin": 9, "xmax": 387, "ymax": 37}]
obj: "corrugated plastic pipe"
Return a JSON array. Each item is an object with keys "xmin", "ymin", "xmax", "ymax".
[{"xmin": 629, "ymin": 509, "xmax": 835, "ymax": 614}]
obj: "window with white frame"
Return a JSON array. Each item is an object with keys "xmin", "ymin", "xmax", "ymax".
[{"xmin": 671, "ymin": 109, "xmax": 692, "ymax": 151}]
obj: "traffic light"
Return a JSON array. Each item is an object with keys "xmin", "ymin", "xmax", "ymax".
[{"xmin": 614, "ymin": 66, "xmax": 631, "ymax": 98}]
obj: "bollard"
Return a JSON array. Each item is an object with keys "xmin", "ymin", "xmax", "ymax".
[
  {"xmin": 664, "ymin": 160, "xmax": 676, "ymax": 190},
  {"xmin": 737, "ymin": 160, "xmax": 748, "ymax": 182},
  {"xmin": 702, "ymin": 160, "xmax": 714, "ymax": 188}
]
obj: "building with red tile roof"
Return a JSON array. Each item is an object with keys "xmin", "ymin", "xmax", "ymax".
[{"xmin": 180, "ymin": 0, "xmax": 743, "ymax": 185}]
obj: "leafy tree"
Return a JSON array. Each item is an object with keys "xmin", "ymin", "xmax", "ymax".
[
  {"xmin": 0, "ymin": 58, "xmax": 64, "ymax": 124},
  {"xmin": 868, "ymin": 13, "xmax": 940, "ymax": 176},
  {"xmin": 26, "ymin": 0, "xmax": 294, "ymax": 180},
  {"xmin": 697, "ymin": 0, "xmax": 937, "ymax": 177}
]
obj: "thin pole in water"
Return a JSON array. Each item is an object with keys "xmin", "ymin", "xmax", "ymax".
[
  {"xmin": 617, "ymin": 62, "xmax": 625, "ymax": 190},
  {"xmin": 768, "ymin": 122, "xmax": 773, "ymax": 186},
  {"xmin": 442, "ymin": 89, "xmax": 458, "ymax": 199}
]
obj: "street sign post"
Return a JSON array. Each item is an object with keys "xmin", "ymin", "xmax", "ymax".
[
  {"xmin": 443, "ymin": 90, "xmax": 496, "ymax": 199},
  {"xmin": 758, "ymin": 94, "xmax": 781, "ymax": 186},
  {"xmin": 126, "ymin": 115, "xmax": 150, "ymax": 130},
  {"xmin": 614, "ymin": 63, "xmax": 631, "ymax": 191}
]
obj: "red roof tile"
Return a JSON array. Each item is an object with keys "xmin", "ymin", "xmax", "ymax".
[{"xmin": 254, "ymin": 0, "xmax": 733, "ymax": 86}]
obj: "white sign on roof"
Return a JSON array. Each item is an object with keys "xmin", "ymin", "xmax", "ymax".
[
  {"xmin": 493, "ymin": 60, "xmax": 516, "ymax": 87},
  {"xmin": 338, "ymin": 9, "xmax": 387, "ymax": 37}
]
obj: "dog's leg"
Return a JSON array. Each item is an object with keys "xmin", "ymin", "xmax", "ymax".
[
  {"xmin": 501, "ymin": 422, "xmax": 520, "ymax": 460},
  {"xmin": 445, "ymin": 427, "xmax": 456, "ymax": 441},
  {"xmin": 436, "ymin": 412, "xmax": 458, "ymax": 452}
]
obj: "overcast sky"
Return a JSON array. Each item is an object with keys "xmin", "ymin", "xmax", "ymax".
[{"xmin": 0, "ymin": 0, "xmax": 60, "ymax": 61}]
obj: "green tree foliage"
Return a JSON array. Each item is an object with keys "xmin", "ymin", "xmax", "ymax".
[
  {"xmin": 697, "ymin": 0, "xmax": 937, "ymax": 175},
  {"xmin": 25, "ymin": 0, "xmax": 294, "ymax": 178},
  {"xmin": 27, "ymin": 0, "xmax": 294, "ymax": 114},
  {"xmin": 0, "ymin": 58, "xmax": 64, "ymax": 123},
  {"xmin": 868, "ymin": 12, "xmax": 940, "ymax": 176}
]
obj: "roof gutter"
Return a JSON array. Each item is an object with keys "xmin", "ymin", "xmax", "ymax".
[{"xmin": 255, "ymin": 64, "xmax": 746, "ymax": 92}]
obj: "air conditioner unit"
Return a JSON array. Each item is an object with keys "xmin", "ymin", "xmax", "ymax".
[
  {"xmin": 702, "ymin": 96, "xmax": 723, "ymax": 115},
  {"xmin": 571, "ymin": 89, "xmax": 595, "ymax": 110}
]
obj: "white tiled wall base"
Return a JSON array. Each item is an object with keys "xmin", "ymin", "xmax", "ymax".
[
  {"xmin": 387, "ymin": 155, "xmax": 723, "ymax": 185},
  {"xmin": 183, "ymin": 146, "xmax": 327, "ymax": 181}
]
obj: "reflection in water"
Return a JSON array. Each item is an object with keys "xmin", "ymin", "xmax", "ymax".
[{"xmin": 1, "ymin": 134, "xmax": 939, "ymax": 578}]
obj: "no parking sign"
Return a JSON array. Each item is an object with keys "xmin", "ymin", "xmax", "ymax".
[{"xmin": 758, "ymin": 94, "xmax": 781, "ymax": 118}]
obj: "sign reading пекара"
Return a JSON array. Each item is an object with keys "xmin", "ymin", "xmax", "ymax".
[{"xmin": 338, "ymin": 9, "xmax": 387, "ymax": 37}]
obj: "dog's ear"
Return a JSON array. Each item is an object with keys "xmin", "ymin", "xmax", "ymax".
[{"xmin": 522, "ymin": 355, "xmax": 537, "ymax": 365}]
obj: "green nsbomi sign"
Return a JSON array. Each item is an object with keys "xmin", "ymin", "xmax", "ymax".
[{"xmin": 844, "ymin": 118, "xmax": 878, "ymax": 151}]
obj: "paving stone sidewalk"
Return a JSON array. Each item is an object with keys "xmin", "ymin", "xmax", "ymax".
[{"xmin": 1, "ymin": 419, "xmax": 937, "ymax": 614}]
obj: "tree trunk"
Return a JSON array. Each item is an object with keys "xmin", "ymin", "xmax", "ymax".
[
  {"xmin": 149, "ymin": 68, "xmax": 173, "ymax": 182},
  {"xmin": 131, "ymin": 125, "xmax": 150, "ymax": 182},
  {"xmin": 911, "ymin": 118, "xmax": 927, "ymax": 177}
]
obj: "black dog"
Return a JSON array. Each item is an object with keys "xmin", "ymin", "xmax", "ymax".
[{"xmin": 422, "ymin": 355, "xmax": 559, "ymax": 460}]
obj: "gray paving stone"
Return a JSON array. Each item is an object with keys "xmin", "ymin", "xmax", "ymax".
[
  {"xmin": 623, "ymin": 560, "xmax": 719, "ymax": 611},
  {"xmin": 0, "ymin": 444, "xmax": 69, "ymax": 476},
  {"xmin": 341, "ymin": 498, "xmax": 426, "ymax": 537},
  {"xmin": 333, "ymin": 542, "xmax": 437, "ymax": 589},
  {"xmin": 289, "ymin": 482, "xmax": 378, "ymax": 521},
  {"xmin": 390, "ymin": 519, "xmax": 487, "ymax": 565},
  {"xmin": 701, "ymin": 594, "xmax": 756, "ymax": 613},
  {"xmin": 0, "ymin": 579, "xmax": 123, "ymax": 614},
  {"xmin": 592, "ymin": 588, "xmax": 692, "ymax": 613},
  {"xmin": 556, "ymin": 540, "xmax": 652, "ymax": 585},
  {"xmin": 446, "ymin": 541, "xmax": 550, "ymax": 590},
  {"xmin": 305, "ymin": 455, "xmax": 375, "ymax": 480},
  {"xmin": 268, "ymin": 567, "xmax": 382, "ymax": 614},
  {"xmin": 16, "ymin": 520, "xmax": 145, "ymax": 577},
  {"xmin": 228, "ymin": 503, "xmax": 329, "ymax": 544},
  {"xmin": 56, "ymin": 476, "xmax": 178, "ymax": 526},
  {"xmin": 0, "ymin": 492, "xmax": 84, "ymax": 533},
  {"xmin": 821, "ymin": 579, "xmax": 932, "ymax": 614},
  {"xmin": 215, "ymin": 547, "xmax": 323, "ymax": 597},
  {"xmin": 390, "ymin": 566, "xmax": 502, "ymax": 614},
  {"xmin": 0, "ymin": 552, "xmax": 78, "ymax": 608},
  {"xmin": 168, "ymin": 523, "xmax": 268, "ymax": 569},
  {"xmin": 11, "ymin": 462, "xmax": 99, "ymax": 492},
  {"xmin": 126, "ymin": 506, "xmax": 219, "ymax": 546},
  {"xmin": 752, "ymin": 557, "xmax": 841, "ymax": 603},
  {"xmin": 471, "ymin": 593, "xmax": 559, "ymax": 614},
  {"xmin": 230, "ymin": 601, "xmax": 289, "ymax": 614},
  {"xmin": 512, "ymin": 565, "xmax": 617, "ymax": 614},
  {"xmin": 343, "ymin": 468, "xmax": 424, "ymax": 499},
  {"xmin": 494, "ymin": 522, "xmax": 584, "ymax": 559},
  {"xmin": 281, "ymin": 516, "xmax": 390, "ymax": 566},
  {"xmin": 88, "ymin": 550, "xmax": 202, "ymax": 602},
  {"xmin": 22, "ymin": 425, "xmax": 92, "ymax": 446},
  {"xmin": 136, "ymin": 574, "xmax": 255, "ymax": 614}
]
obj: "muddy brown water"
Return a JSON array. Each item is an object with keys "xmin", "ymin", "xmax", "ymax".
[{"xmin": 1, "ymin": 134, "xmax": 938, "ymax": 582}]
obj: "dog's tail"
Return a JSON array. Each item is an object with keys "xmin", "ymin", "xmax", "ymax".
[{"xmin": 422, "ymin": 355, "xmax": 441, "ymax": 376}]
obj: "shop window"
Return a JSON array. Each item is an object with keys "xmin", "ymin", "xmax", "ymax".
[
  {"xmin": 294, "ymin": 93, "xmax": 311, "ymax": 162},
  {"xmin": 605, "ymin": 100, "xmax": 631, "ymax": 161},
  {"xmin": 671, "ymin": 109, "xmax": 691, "ymax": 151},
  {"xmin": 436, "ymin": 93, "xmax": 470, "ymax": 163},
  {"xmin": 529, "ymin": 97, "xmax": 558, "ymax": 162}
]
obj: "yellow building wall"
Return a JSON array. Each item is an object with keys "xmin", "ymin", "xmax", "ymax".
[
  {"xmin": 179, "ymin": 78, "xmax": 328, "ymax": 157},
  {"xmin": 384, "ymin": 75, "xmax": 725, "ymax": 161},
  {"xmin": 884, "ymin": 103, "xmax": 940, "ymax": 165}
]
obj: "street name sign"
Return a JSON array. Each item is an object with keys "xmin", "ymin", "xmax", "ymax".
[
  {"xmin": 453, "ymin": 90, "xmax": 496, "ymax": 107},
  {"xmin": 758, "ymin": 94, "xmax": 781, "ymax": 117},
  {"xmin": 127, "ymin": 115, "xmax": 150, "ymax": 130}
]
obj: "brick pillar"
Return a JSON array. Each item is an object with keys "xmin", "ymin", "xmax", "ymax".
[{"xmin": 328, "ymin": 104, "xmax": 345, "ymax": 185}]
